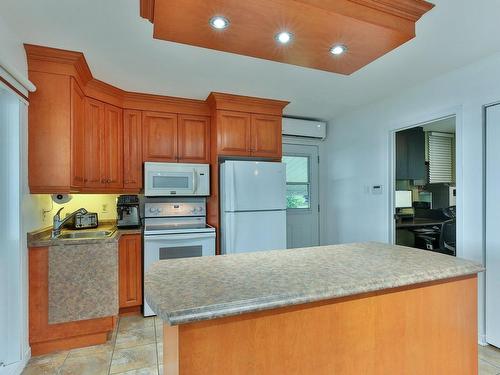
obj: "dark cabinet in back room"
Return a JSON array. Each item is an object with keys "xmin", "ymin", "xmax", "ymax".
[{"xmin": 396, "ymin": 127, "xmax": 425, "ymax": 181}]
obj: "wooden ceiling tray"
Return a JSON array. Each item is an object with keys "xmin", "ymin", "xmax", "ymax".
[{"xmin": 140, "ymin": 0, "xmax": 434, "ymax": 75}]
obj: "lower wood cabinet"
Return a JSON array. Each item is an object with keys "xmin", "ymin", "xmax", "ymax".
[{"xmin": 118, "ymin": 234, "xmax": 142, "ymax": 310}]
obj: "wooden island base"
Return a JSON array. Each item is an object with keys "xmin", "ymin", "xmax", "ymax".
[{"xmin": 163, "ymin": 275, "xmax": 478, "ymax": 375}]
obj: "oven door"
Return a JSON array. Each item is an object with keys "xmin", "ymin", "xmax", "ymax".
[
  {"xmin": 145, "ymin": 169, "xmax": 196, "ymax": 196},
  {"xmin": 143, "ymin": 232, "xmax": 216, "ymax": 316}
]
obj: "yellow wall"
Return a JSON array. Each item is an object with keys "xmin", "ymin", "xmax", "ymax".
[{"xmin": 32, "ymin": 194, "xmax": 119, "ymax": 228}]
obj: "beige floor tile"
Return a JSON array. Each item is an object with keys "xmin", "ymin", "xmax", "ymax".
[
  {"xmin": 119, "ymin": 315, "xmax": 154, "ymax": 332},
  {"xmin": 480, "ymin": 345, "xmax": 500, "ymax": 367},
  {"xmin": 21, "ymin": 351, "xmax": 68, "ymax": 375},
  {"xmin": 110, "ymin": 343, "xmax": 158, "ymax": 374},
  {"xmin": 479, "ymin": 359, "xmax": 500, "ymax": 375},
  {"xmin": 68, "ymin": 342, "xmax": 114, "ymax": 357},
  {"xmin": 59, "ymin": 350, "xmax": 112, "ymax": 375},
  {"xmin": 112, "ymin": 366, "xmax": 159, "ymax": 375},
  {"xmin": 115, "ymin": 326, "xmax": 156, "ymax": 350}
]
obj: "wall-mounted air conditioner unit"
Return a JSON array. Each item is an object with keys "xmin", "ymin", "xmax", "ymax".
[{"xmin": 282, "ymin": 117, "xmax": 327, "ymax": 140}]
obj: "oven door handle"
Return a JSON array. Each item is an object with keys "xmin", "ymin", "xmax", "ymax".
[{"xmin": 143, "ymin": 233, "xmax": 215, "ymax": 241}]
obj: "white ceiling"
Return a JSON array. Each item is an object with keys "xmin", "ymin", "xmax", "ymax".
[{"xmin": 2, "ymin": 0, "xmax": 500, "ymax": 121}]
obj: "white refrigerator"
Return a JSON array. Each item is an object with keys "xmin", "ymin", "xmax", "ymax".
[{"xmin": 220, "ymin": 161, "xmax": 287, "ymax": 254}]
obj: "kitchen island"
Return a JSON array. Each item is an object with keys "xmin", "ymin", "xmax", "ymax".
[{"xmin": 145, "ymin": 242, "xmax": 484, "ymax": 375}]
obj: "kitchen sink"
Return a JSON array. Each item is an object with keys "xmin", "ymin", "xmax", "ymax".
[{"xmin": 56, "ymin": 230, "xmax": 115, "ymax": 240}]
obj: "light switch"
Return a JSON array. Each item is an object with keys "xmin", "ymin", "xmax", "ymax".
[{"xmin": 372, "ymin": 185, "xmax": 383, "ymax": 195}]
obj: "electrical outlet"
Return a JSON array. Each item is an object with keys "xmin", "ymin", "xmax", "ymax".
[{"xmin": 102, "ymin": 204, "xmax": 108, "ymax": 213}]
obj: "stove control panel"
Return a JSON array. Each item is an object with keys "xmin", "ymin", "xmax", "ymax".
[{"xmin": 144, "ymin": 198, "xmax": 206, "ymax": 218}]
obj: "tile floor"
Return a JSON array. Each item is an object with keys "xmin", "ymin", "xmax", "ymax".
[{"xmin": 22, "ymin": 314, "xmax": 500, "ymax": 374}]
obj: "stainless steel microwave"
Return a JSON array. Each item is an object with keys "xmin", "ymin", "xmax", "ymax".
[{"xmin": 144, "ymin": 162, "xmax": 210, "ymax": 197}]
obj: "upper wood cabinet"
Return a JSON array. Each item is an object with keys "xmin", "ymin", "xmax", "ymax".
[
  {"xmin": 28, "ymin": 72, "xmax": 86, "ymax": 193},
  {"xmin": 178, "ymin": 115, "xmax": 210, "ymax": 163},
  {"xmin": 102, "ymin": 104, "xmax": 123, "ymax": 188},
  {"xmin": 142, "ymin": 111, "xmax": 178, "ymax": 162},
  {"xmin": 123, "ymin": 110, "xmax": 143, "ymax": 190},
  {"xmin": 143, "ymin": 112, "xmax": 210, "ymax": 163},
  {"xmin": 83, "ymin": 100, "xmax": 123, "ymax": 190},
  {"xmin": 84, "ymin": 98, "xmax": 105, "ymax": 188},
  {"xmin": 215, "ymin": 111, "xmax": 282, "ymax": 158},
  {"xmin": 250, "ymin": 114, "xmax": 282, "ymax": 157},
  {"xmin": 217, "ymin": 111, "xmax": 251, "ymax": 157},
  {"xmin": 119, "ymin": 234, "xmax": 142, "ymax": 309},
  {"xmin": 208, "ymin": 93, "xmax": 289, "ymax": 160},
  {"xmin": 70, "ymin": 79, "xmax": 86, "ymax": 188}
]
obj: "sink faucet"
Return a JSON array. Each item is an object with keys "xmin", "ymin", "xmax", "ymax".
[{"xmin": 52, "ymin": 207, "xmax": 88, "ymax": 238}]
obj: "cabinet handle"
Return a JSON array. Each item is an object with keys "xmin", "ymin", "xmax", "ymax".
[
  {"xmin": 101, "ymin": 179, "xmax": 106, "ymax": 183},
  {"xmin": 107, "ymin": 179, "xmax": 112, "ymax": 183}
]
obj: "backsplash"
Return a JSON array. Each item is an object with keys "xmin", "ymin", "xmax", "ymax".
[{"xmin": 32, "ymin": 194, "xmax": 120, "ymax": 228}]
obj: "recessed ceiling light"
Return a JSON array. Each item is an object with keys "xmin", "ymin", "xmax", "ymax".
[
  {"xmin": 275, "ymin": 31, "xmax": 293, "ymax": 44},
  {"xmin": 330, "ymin": 44, "xmax": 347, "ymax": 56},
  {"xmin": 209, "ymin": 16, "xmax": 230, "ymax": 30}
]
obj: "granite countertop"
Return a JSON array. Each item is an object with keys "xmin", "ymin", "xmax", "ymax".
[
  {"xmin": 28, "ymin": 221, "xmax": 142, "ymax": 247},
  {"xmin": 144, "ymin": 242, "xmax": 484, "ymax": 326}
]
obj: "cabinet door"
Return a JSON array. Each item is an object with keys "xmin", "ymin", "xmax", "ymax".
[
  {"xmin": 250, "ymin": 114, "xmax": 282, "ymax": 158},
  {"xmin": 102, "ymin": 104, "xmax": 123, "ymax": 189},
  {"xmin": 123, "ymin": 110, "xmax": 143, "ymax": 190},
  {"xmin": 119, "ymin": 235, "xmax": 142, "ymax": 308},
  {"xmin": 84, "ymin": 98, "xmax": 105, "ymax": 188},
  {"xmin": 217, "ymin": 111, "xmax": 251, "ymax": 156},
  {"xmin": 178, "ymin": 115, "xmax": 210, "ymax": 163},
  {"xmin": 70, "ymin": 79, "xmax": 85, "ymax": 188},
  {"xmin": 142, "ymin": 112, "xmax": 178, "ymax": 161}
]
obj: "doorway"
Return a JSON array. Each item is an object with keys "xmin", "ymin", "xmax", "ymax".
[
  {"xmin": 392, "ymin": 116, "xmax": 458, "ymax": 256},
  {"xmin": 282, "ymin": 143, "xmax": 320, "ymax": 248}
]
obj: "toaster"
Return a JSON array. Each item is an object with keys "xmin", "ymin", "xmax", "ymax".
[{"xmin": 69, "ymin": 212, "xmax": 99, "ymax": 229}]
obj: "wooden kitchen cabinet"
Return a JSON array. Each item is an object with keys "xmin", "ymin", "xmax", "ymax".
[
  {"xmin": 142, "ymin": 111, "xmax": 178, "ymax": 162},
  {"xmin": 84, "ymin": 98, "xmax": 105, "ymax": 188},
  {"xmin": 102, "ymin": 104, "xmax": 123, "ymax": 188},
  {"xmin": 119, "ymin": 234, "xmax": 142, "ymax": 310},
  {"xmin": 178, "ymin": 115, "xmax": 210, "ymax": 163},
  {"xmin": 28, "ymin": 72, "xmax": 88, "ymax": 192},
  {"xmin": 216, "ymin": 110, "xmax": 282, "ymax": 158},
  {"xmin": 70, "ymin": 79, "xmax": 86, "ymax": 188},
  {"xmin": 250, "ymin": 114, "xmax": 282, "ymax": 158},
  {"xmin": 217, "ymin": 111, "xmax": 252, "ymax": 156},
  {"xmin": 84, "ymin": 100, "xmax": 123, "ymax": 190},
  {"xmin": 123, "ymin": 110, "xmax": 143, "ymax": 190}
]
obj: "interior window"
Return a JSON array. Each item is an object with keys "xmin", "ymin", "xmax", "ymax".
[{"xmin": 282, "ymin": 156, "xmax": 310, "ymax": 209}]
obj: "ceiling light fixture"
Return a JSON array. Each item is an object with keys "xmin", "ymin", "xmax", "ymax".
[
  {"xmin": 330, "ymin": 44, "xmax": 347, "ymax": 56},
  {"xmin": 275, "ymin": 31, "xmax": 293, "ymax": 44},
  {"xmin": 209, "ymin": 16, "xmax": 230, "ymax": 30}
]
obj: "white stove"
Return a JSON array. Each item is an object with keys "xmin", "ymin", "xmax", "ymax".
[{"xmin": 143, "ymin": 198, "xmax": 215, "ymax": 317}]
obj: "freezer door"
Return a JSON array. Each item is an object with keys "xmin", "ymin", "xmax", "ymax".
[
  {"xmin": 222, "ymin": 161, "xmax": 286, "ymax": 212},
  {"xmin": 222, "ymin": 211, "xmax": 286, "ymax": 254}
]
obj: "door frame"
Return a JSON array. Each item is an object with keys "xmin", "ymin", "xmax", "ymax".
[
  {"xmin": 283, "ymin": 136, "xmax": 323, "ymax": 245},
  {"xmin": 388, "ymin": 106, "xmax": 464, "ymax": 257}
]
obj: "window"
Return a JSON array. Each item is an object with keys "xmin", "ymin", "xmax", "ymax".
[
  {"xmin": 282, "ymin": 156, "xmax": 310, "ymax": 209},
  {"xmin": 428, "ymin": 132, "xmax": 455, "ymax": 183}
]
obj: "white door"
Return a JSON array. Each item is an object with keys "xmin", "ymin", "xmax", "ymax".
[
  {"xmin": 282, "ymin": 144, "xmax": 320, "ymax": 248},
  {"xmin": 0, "ymin": 87, "xmax": 22, "ymax": 367},
  {"xmin": 222, "ymin": 211, "xmax": 286, "ymax": 254},
  {"xmin": 486, "ymin": 104, "xmax": 500, "ymax": 348},
  {"xmin": 221, "ymin": 161, "xmax": 286, "ymax": 212}
]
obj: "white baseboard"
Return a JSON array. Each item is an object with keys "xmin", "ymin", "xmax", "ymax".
[
  {"xmin": 478, "ymin": 334, "xmax": 488, "ymax": 346},
  {"xmin": 0, "ymin": 347, "xmax": 31, "ymax": 375}
]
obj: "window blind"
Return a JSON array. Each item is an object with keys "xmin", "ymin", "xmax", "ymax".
[{"xmin": 428, "ymin": 132, "xmax": 454, "ymax": 183}]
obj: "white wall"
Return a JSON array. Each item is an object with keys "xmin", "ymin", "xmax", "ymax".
[{"xmin": 323, "ymin": 51, "xmax": 500, "ymax": 343}]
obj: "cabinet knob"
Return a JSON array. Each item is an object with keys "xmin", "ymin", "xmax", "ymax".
[
  {"xmin": 101, "ymin": 179, "xmax": 106, "ymax": 183},
  {"xmin": 107, "ymin": 179, "xmax": 111, "ymax": 183}
]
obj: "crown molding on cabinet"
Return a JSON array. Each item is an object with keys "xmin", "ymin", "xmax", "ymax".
[
  {"xmin": 348, "ymin": 0, "xmax": 435, "ymax": 22},
  {"xmin": 207, "ymin": 92, "xmax": 289, "ymax": 116},
  {"xmin": 24, "ymin": 44, "xmax": 210, "ymax": 116}
]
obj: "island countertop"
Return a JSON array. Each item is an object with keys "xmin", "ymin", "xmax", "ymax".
[{"xmin": 144, "ymin": 242, "xmax": 484, "ymax": 326}]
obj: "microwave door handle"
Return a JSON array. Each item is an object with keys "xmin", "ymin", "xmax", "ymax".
[{"xmin": 192, "ymin": 171, "xmax": 198, "ymax": 194}]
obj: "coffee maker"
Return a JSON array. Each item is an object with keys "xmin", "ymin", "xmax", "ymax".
[{"xmin": 117, "ymin": 195, "xmax": 141, "ymax": 228}]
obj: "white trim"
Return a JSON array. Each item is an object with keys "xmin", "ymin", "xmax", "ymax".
[
  {"xmin": 0, "ymin": 60, "xmax": 35, "ymax": 93},
  {"xmin": 387, "ymin": 106, "xmax": 464, "ymax": 259},
  {"xmin": 0, "ymin": 348, "xmax": 30, "ymax": 375}
]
